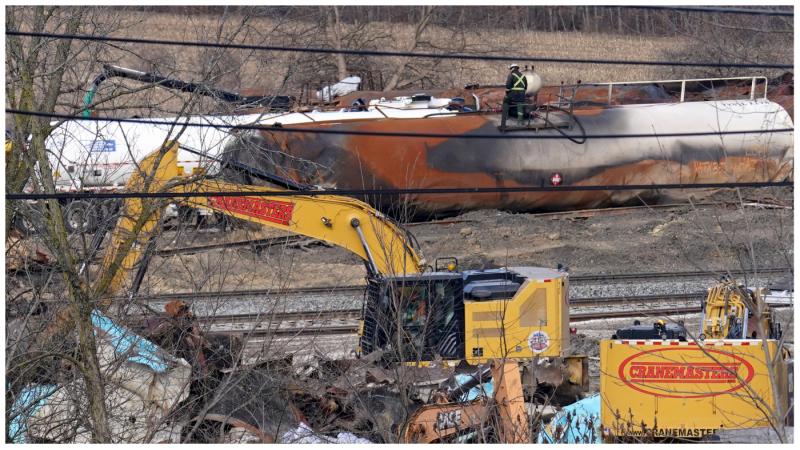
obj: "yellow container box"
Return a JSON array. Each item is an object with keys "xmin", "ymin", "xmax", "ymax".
[{"xmin": 600, "ymin": 339, "xmax": 789, "ymax": 440}]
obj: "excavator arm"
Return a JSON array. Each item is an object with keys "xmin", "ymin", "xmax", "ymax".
[
  {"xmin": 178, "ymin": 181, "xmax": 422, "ymax": 276},
  {"xmin": 402, "ymin": 360, "xmax": 529, "ymax": 443},
  {"xmin": 96, "ymin": 141, "xmax": 425, "ymax": 303},
  {"xmin": 701, "ymin": 280, "xmax": 777, "ymax": 340}
]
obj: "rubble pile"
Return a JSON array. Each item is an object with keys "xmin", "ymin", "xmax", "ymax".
[{"xmin": 8, "ymin": 305, "xmax": 589, "ymax": 443}]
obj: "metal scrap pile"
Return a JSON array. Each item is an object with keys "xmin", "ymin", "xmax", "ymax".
[{"xmin": 7, "ymin": 302, "xmax": 493, "ymax": 443}]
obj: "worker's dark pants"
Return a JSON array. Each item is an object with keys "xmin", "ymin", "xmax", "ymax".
[
  {"xmin": 503, "ymin": 91, "xmax": 526, "ymax": 122},
  {"xmin": 509, "ymin": 92, "xmax": 526, "ymax": 117}
]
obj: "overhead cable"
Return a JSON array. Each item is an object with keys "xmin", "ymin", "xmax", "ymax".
[
  {"xmin": 5, "ymin": 30, "xmax": 793, "ymax": 70},
  {"xmin": 621, "ymin": 5, "xmax": 793, "ymax": 17}
]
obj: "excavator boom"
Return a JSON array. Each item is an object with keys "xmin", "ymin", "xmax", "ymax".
[
  {"xmin": 179, "ymin": 181, "xmax": 422, "ymax": 276},
  {"xmin": 97, "ymin": 142, "xmax": 424, "ymax": 303},
  {"xmin": 700, "ymin": 280, "xmax": 777, "ymax": 340}
]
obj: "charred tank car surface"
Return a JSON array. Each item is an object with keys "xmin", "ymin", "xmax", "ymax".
[{"xmin": 219, "ymin": 96, "xmax": 793, "ymax": 219}]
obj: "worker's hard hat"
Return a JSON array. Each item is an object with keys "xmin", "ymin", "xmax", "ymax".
[{"xmin": 508, "ymin": 63, "xmax": 519, "ymax": 70}]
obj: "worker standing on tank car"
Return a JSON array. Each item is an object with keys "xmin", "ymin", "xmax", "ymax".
[{"xmin": 504, "ymin": 63, "xmax": 527, "ymax": 124}]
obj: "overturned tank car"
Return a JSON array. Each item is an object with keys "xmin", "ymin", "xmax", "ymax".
[{"xmin": 220, "ymin": 77, "xmax": 793, "ymax": 218}]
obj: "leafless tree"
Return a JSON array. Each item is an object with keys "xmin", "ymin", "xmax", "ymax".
[{"xmin": 7, "ymin": 5, "xmax": 793, "ymax": 444}]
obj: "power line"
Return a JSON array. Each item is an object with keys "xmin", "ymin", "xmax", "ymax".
[
  {"xmin": 6, "ymin": 182, "xmax": 793, "ymax": 201},
  {"xmin": 621, "ymin": 5, "xmax": 793, "ymax": 17},
  {"xmin": 7, "ymin": 109, "xmax": 795, "ymax": 141},
  {"xmin": 5, "ymin": 30, "xmax": 793, "ymax": 70}
]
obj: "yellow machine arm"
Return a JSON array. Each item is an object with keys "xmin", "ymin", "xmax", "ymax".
[
  {"xmin": 96, "ymin": 142, "xmax": 425, "ymax": 301},
  {"xmin": 701, "ymin": 280, "xmax": 773, "ymax": 340},
  {"xmin": 402, "ymin": 360, "xmax": 529, "ymax": 443}
]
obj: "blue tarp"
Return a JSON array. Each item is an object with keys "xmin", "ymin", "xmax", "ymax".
[
  {"xmin": 453, "ymin": 373, "xmax": 494, "ymax": 401},
  {"xmin": 9, "ymin": 311, "xmax": 173, "ymax": 442},
  {"xmin": 537, "ymin": 393, "xmax": 602, "ymax": 444},
  {"xmin": 90, "ymin": 310, "xmax": 169, "ymax": 372},
  {"xmin": 8, "ymin": 385, "xmax": 58, "ymax": 443}
]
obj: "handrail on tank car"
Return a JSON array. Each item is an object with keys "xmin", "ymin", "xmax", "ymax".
[
  {"xmin": 371, "ymin": 105, "xmax": 390, "ymax": 118},
  {"xmin": 254, "ymin": 109, "xmax": 305, "ymax": 123},
  {"xmin": 587, "ymin": 76, "xmax": 769, "ymax": 105}
]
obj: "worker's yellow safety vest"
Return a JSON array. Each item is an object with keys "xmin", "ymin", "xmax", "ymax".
[{"xmin": 511, "ymin": 73, "xmax": 526, "ymax": 91}]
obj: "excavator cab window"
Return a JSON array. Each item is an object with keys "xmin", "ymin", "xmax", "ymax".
[{"xmin": 360, "ymin": 273, "xmax": 465, "ymax": 363}]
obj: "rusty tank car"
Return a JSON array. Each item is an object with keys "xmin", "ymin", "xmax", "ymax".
[{"xmin": 220, "ymin": 76, "xmax": 793, "ymax": 218}]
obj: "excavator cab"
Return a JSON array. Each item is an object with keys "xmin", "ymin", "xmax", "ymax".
[
  {"xmin": 360, "ymin": 273, "xmax": 466, "ymax": 362},
  {"xmin": 359, "ymin": 266, "xmax": 573, "ymax": 368}
]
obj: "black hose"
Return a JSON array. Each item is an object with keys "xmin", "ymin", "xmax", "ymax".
[
  {"xmin": 178, "ymin": 144, "xmax": 311, "ymax": 191},
  {"xmin": 536, "ymin": 105, "xmax": 587, "ymax": 144}
]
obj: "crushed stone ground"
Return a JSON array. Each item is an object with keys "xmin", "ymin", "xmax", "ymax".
[{"xmin": 143, "ymin": 188, "xmax": 793, "ymax": 293}]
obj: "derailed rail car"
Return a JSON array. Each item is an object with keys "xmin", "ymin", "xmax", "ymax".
[{"xmin": 221, "ymin": 99, "xmax": 793, "ymax": 218}]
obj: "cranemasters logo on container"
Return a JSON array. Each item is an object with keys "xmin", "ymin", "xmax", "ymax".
[
  {"xmin": 209, "ymin": 196, "xmax": 294, "ymax": 225},
  {"xmin": 618, "ymin": 347, "xmax": 755, "ymax": 398}
]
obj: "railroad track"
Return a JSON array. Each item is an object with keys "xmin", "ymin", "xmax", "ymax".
[
  {"xmin": 182, "ymin": 291, "xmax": 790, "ymax": 337},
  {"xmin": 570, "ymin": 292, "xmax": 703, "ymax": 307},
  {"xmin": 571, "ymin": 306, "xmax": 701, "ymax": 321},
  {"xmin": 155, "ymin": 234, "xmax": 318, "ymax": 257},
  {"xmin": 569, "ymin": 267, "xmax": 790, "ymax": 283},
  {"xmin": 194, "ymin": 308, "xmax": 362, "ymax": 337},
  {"xmin": 129, "ymin": 267, "xmax": 791, "ymax": 304},
  {"xmin": 128, "ymin": 285, "xmax": 366, "ymax": 302},
  {"xmin": 125, "ymin": 269, "xmax": 792, "ymax": 328},
  {"xmin": 195, "ymin": 302, "xmax": 792, "ymax": 337}
]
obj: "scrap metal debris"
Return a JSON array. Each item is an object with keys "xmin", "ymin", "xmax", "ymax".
[
  {"xmin": 6, "ymin": 230, "xmax": 52, "ymax": 272},
  {"xmin": 281, "ymin": 422, "xmax": 372, "ymax": 444}
]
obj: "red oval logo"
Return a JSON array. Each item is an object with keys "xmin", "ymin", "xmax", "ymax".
[{"xmin": 617, "ymin": 347, "xmax": 755, "ymax": 398}]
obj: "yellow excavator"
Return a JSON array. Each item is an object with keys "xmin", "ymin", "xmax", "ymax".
[
  {"xmin": 699, "ymin": 278, "xmax": 782, "ymax": 340},
  {"xmin": 93, "ymin": 141, "xmax": 586, "ymax": 391}
]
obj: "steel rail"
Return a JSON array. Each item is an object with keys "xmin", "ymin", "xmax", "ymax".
[
  {"xmin": 568, "ymin": 304, "xmax": 794, "ymax": 321},
  {"xmin": 193, "ymin": 308, "xmax": 362, "ymax": 325},
  {"xmin": 569, "ymin": 267, "xmax": 791, "ymax": 283},
  {"xmin": 194, "ymin": 302, "xmax": 792, "ymax": 335},
  {"xmin": 126, "ymin": 285, "xmax": 366, "ymax": 302},
  {"xmin": 190, "ymin": 308, "xmax": 362, "ymax": 337},
  {"xmin": 222, "ymin": 325, "xmax": 359, "ymax": 337},
  {"xmin": 127, "ymin": 267, "xmax": 791, "ymax": 303},
  {"xmin": 569, "ymin": 292, "xmax": 703, "ymax": 307},
  {"xmin": 570, "ymin": 306, "xmax": 702, "ymax": 321},
  {"xmin": 154, "ymin": 234, "xmax": 310, "ymax": 257}
]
